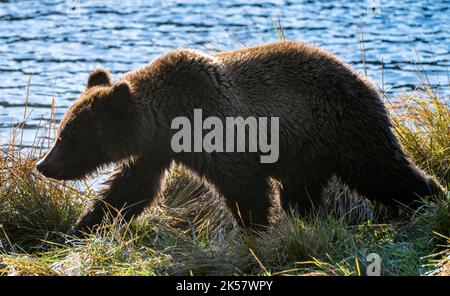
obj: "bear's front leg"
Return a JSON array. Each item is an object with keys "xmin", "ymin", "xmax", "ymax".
[{"xmin": 71, "ymin": 155, "xmax": 169, "ymax": 236}]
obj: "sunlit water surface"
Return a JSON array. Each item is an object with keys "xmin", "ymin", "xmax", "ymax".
[{"xmin": 0, "ymin": 0, "xmax": 449, "ymax": 149}]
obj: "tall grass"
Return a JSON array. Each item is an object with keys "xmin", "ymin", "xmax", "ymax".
[
  {"xmin": 0, "ymin": 86, "xmax": 448, "ymax": 276},
  {"xmin": 388, "ymin": 88, "xmax": 450, "ymax": 185},
  {"xmin": 0, "ymin": 38, "xmax": 449, "ymax": 275}
]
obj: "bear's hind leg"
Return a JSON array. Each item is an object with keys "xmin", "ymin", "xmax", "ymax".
[
  {"xmin": 340, "ymin": 157, "xmax": 444, "ymax": 211},
  {"xmin": 280, "ymin": 173, "xmax": 330, "ymax": 216}
]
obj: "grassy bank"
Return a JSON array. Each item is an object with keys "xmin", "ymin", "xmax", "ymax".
[{"xmin": 0, "ymin": 88, "xmax": 449, "ymax": 276}]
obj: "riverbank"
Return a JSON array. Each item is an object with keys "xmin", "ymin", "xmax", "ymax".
[{"xmin": 0, "ymin": 88, "xmax": 448, "ymax": 276}]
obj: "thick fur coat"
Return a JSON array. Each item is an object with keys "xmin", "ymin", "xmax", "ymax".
[{"xmin": 36, "ymin": 41, "xmax": 444, "ymax": 233}]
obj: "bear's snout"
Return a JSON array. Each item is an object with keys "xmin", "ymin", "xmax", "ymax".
[
  {"xmin": 36, "ymin": 143, "xmax": 66, "ymax": 180},
  {"xmin": 36, "ymin": 157, "xmax": 52, "ymax": 176}
]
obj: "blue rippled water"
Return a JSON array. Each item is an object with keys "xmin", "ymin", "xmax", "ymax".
[{"xmin": 0, "ymin": 0, "xmax": 449, "ymax": 146}]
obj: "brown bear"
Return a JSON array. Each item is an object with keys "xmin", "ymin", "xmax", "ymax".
[{"xmin": 36, "ymin": 41, "xmax": 444, "ymax": 234}]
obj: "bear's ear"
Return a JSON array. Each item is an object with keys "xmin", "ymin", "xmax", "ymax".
[
  {"xmin": 87, "ymin": 68, "xmax": 112, "ymax": 89},
  {"xmin": 92, "ymin": 81, "xmax": 133, "ymax": 118},
  {"xmin": 112, "ymin": 81, "xmax": 132, "ymax": 98},
  {"xmin": 106, "ymin": 81, "xmax": 133, "ymax": 114}
]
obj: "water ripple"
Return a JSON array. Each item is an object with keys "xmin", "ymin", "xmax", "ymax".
[{"xmin": 0, "ymin": 0, "xmax": 449, "ymax": 146}]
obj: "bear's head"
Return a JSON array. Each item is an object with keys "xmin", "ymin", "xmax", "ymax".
[{"xmin": 36, "ymin": 68, "xmax": 135, "ymax": 180}]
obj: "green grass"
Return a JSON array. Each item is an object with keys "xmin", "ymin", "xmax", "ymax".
[{"xmin": 0, "ymin": 83, "xmax": 449, "ymax": 276}]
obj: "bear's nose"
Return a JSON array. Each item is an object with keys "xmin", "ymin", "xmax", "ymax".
[
  {"xmin": 35, "ymin": 142, "xmax": 66, "ymax": 179},
  {"xmin": 36, "ymin": 158, "xmax": 48, "ymax": 174}
]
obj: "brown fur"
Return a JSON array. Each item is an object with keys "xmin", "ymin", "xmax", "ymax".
[{"xmin": 36, "ymin": 41, "xmax": 444, "ymax": 234}]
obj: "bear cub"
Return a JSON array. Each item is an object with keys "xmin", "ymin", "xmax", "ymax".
[{"xmin": 36, "ymin": 41, "xmax": 444, "ymax": 234}]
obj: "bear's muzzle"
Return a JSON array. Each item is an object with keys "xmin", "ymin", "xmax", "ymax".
[{"xmin": 36, "ymin": 142, "xmax": 66, "ymax": 180}]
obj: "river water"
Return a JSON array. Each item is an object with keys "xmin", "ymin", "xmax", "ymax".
[{"xmin": 0, "ymin": 0, "xmax": 449, "ymax": 147}]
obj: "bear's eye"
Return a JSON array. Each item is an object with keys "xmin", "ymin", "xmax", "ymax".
[{"xmin": 57, "ymin": 129, "xmax": 73, "ymax": 144}]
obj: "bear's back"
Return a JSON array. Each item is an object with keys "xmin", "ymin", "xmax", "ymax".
[{"xmin": 215, "ymin": 41, "xmax": 381, "ymax": 118}]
